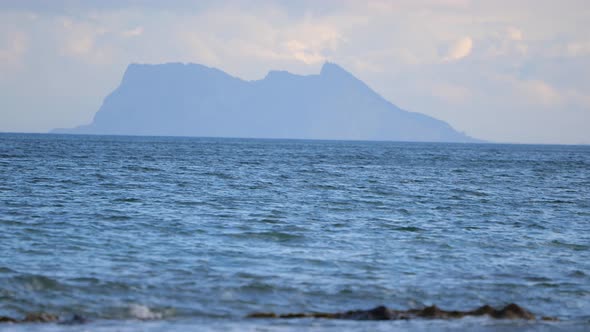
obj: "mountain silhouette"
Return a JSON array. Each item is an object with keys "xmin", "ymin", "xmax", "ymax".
[{"xmin": 53, "ymin": 62, "xmax": 479, "ymax": 142}]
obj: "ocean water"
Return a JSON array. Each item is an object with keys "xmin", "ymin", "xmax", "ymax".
[{"xmin": 0, "ymin": 133, "xmax": 589, "ymax": 331}]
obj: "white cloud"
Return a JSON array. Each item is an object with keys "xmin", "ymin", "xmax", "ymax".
[
  {"xmin": 430, "ymin": 83, "xmax": 472, "ymax": 104},
  {"xmin": 177, "ymin": 31, "xmax": 221, "ymax": 65},
  {"xmin": 61, "ymin": 35, "xmax": 93, "ymax": 56},
  {"xmin": 170, "ymin": 8, "xmax": 346, "ymax": 70},
  {"xmin": 517, "ymin": 79, "xmax": 562, "ymax": 106},
  {"xmin": 567, "ymin": 90, "xmax": 590, "ymax": 109},
  {"xmin": 58, "ymin": 18, "xmax": 101, "ymax": 57},
  {"xmin": 278, "ymin": 22, "xmax": 343, "ymax": 64},
  {"xmin": 500, "ymin": 74, "xmax": 590, "ymax": 110},
  {"xmin": 479, "ymin": 27, "xmax": 529, "ymax": 58},
  {"xmin": 566, "ymin": 41, "xmax": 590, "ymax": 57},
  {"xmin": 284, "ymin": 39, "xmax": 324, "ymax": 64},
  {"xmin": 366, "ymin": 0, "xmax": 470, "ymax": 13},
  {"xmin": 506, "ymin": 27, "xmax": 523, "ymax": 41},
  {"xmin": 55, "ymin": 16, "xmax": 128, "ymax": 65},
  {"xmin": 0, "ymin": 30, "xmax": 27, "ymax": 69},
  {"xmin": 122, "ymin": 26, "xmax": 144, "ymax": 38},
  {"xmin": 443, "ymin": 36, "xmax": 473, "ymax": 61}
]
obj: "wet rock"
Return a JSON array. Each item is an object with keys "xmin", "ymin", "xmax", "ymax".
[
  {"xmin": 248, "ymin": 303, "xmax": 547, "ymax": 321},
  {"xmin": 59, "ymin": 314, "xmax": 88, "ymax": 325},
  {"xmin": 311, "ymin": 312, "xmax": 338, "ymax": 319},
  {"xmin": 0, "ymin": 312, "xmax": 90, "ymax": 325},
  {"xmin": 470, "ymin": 304, "xmax": 495, "ymax": 316},
  {"xmin": 280, "ymin": 313, "xmax": 308, "ymax": 319},
  {"xmin": 338, "ymin": 306, "xmax": 397, "ymax": 320},
  {"xmin": 0, "ymin": 316, "xmax": 18, "ymax": 323},
  {"xmin": 493, "ymin": 303, "xmax": 535, "ymax": 320},
  {"xmin": 365, "ymin": 305, "xmax": 396, "ymax": 320},
  {"xmin": 0, "ymin": 312, "xmax": 63, "ymax": 324},
  {"xmin": 417, "ymin": 305, "xmax": 445, "ymax": 318},
  {"xmin": 248, "ymin": 312, "xmax": 278, "ymax": 318},
  {"xmin": 23, "ymin": 312, "xmax": 59, "ymax": 323}
]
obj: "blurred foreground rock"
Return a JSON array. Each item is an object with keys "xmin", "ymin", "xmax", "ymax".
[
  {"xmin": 0, "ymin": 303, "xmax": 556, "ymax": 324},
  {"xmin": 0, "ymin": 313, "xmax": 86, "ymax": 324},
  {"xmin": 249, "ymin": 303, "xmax": 546, "ymax": 321}
]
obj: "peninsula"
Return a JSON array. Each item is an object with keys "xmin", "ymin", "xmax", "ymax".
[{"xmin": 53, "ymin": 62, "xmax": 478, "ymax": 142}]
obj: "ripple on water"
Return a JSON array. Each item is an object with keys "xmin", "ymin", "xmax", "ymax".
[
  {"xmin": 226, "ymin": 231, "xmax": 305, "ymax": 242},
  {"xmin": 7, "ymin": 274, "xmax": 66, "ymax": 292},
  {"xmin": 0, "ymin": 266, "xmax": 15, "ymax": 274},
  {"xmin": 568, "ymin": 270, "xmax": 587, "ymax": 278},
  {"xmin": 99, "ymin": 214, "xmax": 133, "ymax": 222},
  {"xmin": 112, "ymin": 198, "xmax": 142, "ymax": 203},
  {"xmin": 549, "ymin": 240, "xmax": 589, "ymax": 251},
  {"xmin": 393, "ymin": 226, "xmax": 425, "ymax": 232}
]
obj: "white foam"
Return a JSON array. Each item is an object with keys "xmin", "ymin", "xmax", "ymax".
[{"xmin": 128, "ymin": 304, "xmax": 163, "ymax": 320}]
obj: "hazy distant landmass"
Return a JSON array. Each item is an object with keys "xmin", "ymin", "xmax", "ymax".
[{"xmin": 53, "ymin": 62, "xmax": 480, "ymax": 142}]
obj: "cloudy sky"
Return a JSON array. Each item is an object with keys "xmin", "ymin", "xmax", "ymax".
[{"xmin": 1, "ymin": 0, "xmax": 589, "ymax": 144}]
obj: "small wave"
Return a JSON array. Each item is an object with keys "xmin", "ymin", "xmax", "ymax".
[
  {"xmin": 238, "ymin": 281, "xmax": 296, "ymax": 293},
  {"xmin": 175, "ymin": 200, "xmax": 207, "ymax": 206},
  {"xmin": 127, "ymin": 304, "xmax": 176, "ymax": 320},
  {"xmin": 65, "ymin": 277, "xmax": 137, "ymax": 292},
  {"xmin": 549, "ymin": 240, "xmax": 589, "ymax": 251},
  {"xmin": 0, "ymin": 266, "xmax": 15, "ymax": 274},
  {"xmin": 569, "ymin": 270, "xmax": 587, "ymax": 278},
  {"xmin": 29, "ymin": 177, "xmax": 53, "ymax": 184},
  {"xmin": 547, "ymin": 199, "xmax": 575, "ymax": 204},
  {"xmin": 57, "ymin": 179, "xmax": 84, "ymax": 186},
  {"xmin": 228, "ymin": 231, "xmax": 304, "ymax": 242},
  {"xmin": 311, "ymin": 184, "xmax": 339, "ymax": 190},
  {"xmin": 450, "ymin": 188, "xmax": 489, "ymax": 197},
  {"xmin": 94, "ymin": 173, "xmax": 108, "ymax": 180},
  {"xmin": 529, "ymin": 199, "xmax": 576, "ymax": 205},
  {"xmin": 68, "ymin": 276, "xmax": 101, "ymax": 284},
  {"xmin": 394, "ymin": 226, "xmax": 424, "ymax": 232},
  {"xmin": 113, "ymin": 197, "xmax": 142, "ymax": 203},
  {"xmin": 397, "ymin": 208, "xmax": 411, "ymax": 215},
  {"xmin": 0, "ymin": 219, "xmax": 25, "ymax": 226},
  {"xmin": 0, "ymin": 153, "xmax": 27, "ymax": 158},
  {"xmin": 10, "ymin": 274, "xmax": 65, "ymax": 291},
  {"xmin": 123, "ymin": 166, "xmax": 163, "ymax": 173},
  {"xmin": 100, "ymin": 214, "xmax": 133, "ymax": 221},
  {"xmin": 202, "ymin": 171, "xmax": 236, "ymax": 180}
]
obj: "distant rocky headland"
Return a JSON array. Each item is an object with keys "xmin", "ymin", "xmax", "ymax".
[{"xmin": 53, "ymin": 62, "xmax": 480, "ymax": 142}]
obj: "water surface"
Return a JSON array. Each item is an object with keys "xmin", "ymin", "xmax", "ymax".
[{"xmin": 1, "ymin": 134, "xmax": 589, "ymax": 331}]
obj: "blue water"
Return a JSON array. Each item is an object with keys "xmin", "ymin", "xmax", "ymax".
[{"xmin": 1, "ymin": 133, "xmax": 589, "ymax": 331}]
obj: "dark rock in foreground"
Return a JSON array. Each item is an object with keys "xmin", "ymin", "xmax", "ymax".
[
  {"xmin": 248, "ymin": 303, "xmax": 545, "ymax": 321},
  {"xmin": 22, "ymin": 313, "xmax": 60, "ymax": 323},
  {"xmin": 0, "ymin": 316, "xmax": 18, "ymax": 323},
  {"xmin": 0, "ymin": 313, "xmax": 86, "ymax": 324},
  {"xmin": 0, "ymin": 304, "xmax": 558, "ymax": 324}
]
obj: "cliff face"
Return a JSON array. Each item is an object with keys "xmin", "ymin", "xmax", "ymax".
[{"xmin": 53, "ymin": 62, "xmax": 478, "ymax": 142}]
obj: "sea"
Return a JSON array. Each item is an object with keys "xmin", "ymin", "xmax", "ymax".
[{"xmin": 0, "ymin": 133, "xmax": 589, "ymax": 331}]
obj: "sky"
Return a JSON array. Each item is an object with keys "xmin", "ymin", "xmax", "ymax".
[{"xmin": 1, "ymin": 0, "xmax": 589, "ymax": 144}]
